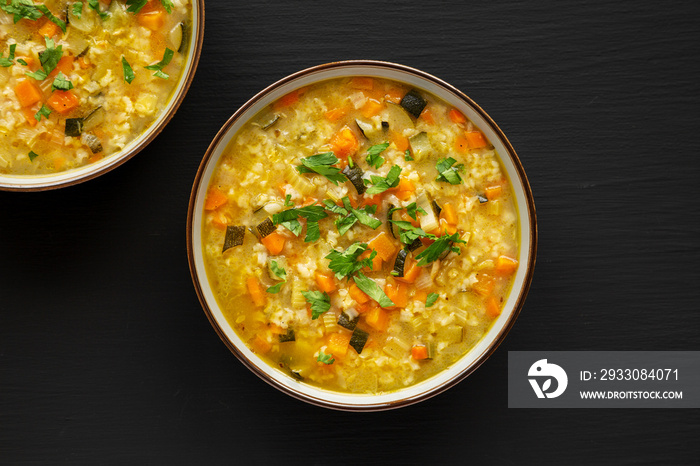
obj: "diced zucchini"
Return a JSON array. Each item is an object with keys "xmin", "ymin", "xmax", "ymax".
[
  {"xmin": 487, "ymin": 199, "xmax": 501, "ymax": 216},
  {"xmin": 387, "ymin": 204, "xmax": 399, "ymax": 239},
  {"xmin": 477, "ymin": 194, "xmax": 488, "ymax": 204},
  {"xmin": 416, "ymin": 191, "xmax": 439, "ymax": 233},
  {"xmin": 80, "ymin": 132, "xmax": 103, "ymax": 153},
  {"xmin": 437, "ymin": 324, "xmax": 464, "ymax": 345},
  {"xmin": 400, "ymin": 90, "xmax": 428, "ymax": 118},
  {"xmin": 222, "ymin": 225, "xmax": 245, "ymax": 252},
  {"xmin": 355, "ymin": 118, "xmax": 383, "ymax": 140},
  {"xmin": 256, "ymin": 217, "xmax": 275, "ymax": 238},
  {"xmin": 338, "ymin": 309, "xmax": 359, "ymax": 331},
  {"xmin": 406, "ymin": 238, "xmax": 422, "ymax": 252},
  {"xmin": 257, "ymin": 112, "xmax": 280, "ymax": 130},
  {"xmin": 393, "ymin": 248, "xmax": 408, "ymax": 277},
  {"xmin": 167, "ymin": 22, "xmax": 185, "ymax": 53},
  {"xmin": 383, "ymin": 102, "xmax": 414, "ymax": 131},
  {"xmin": 349, "ymin": 328, "xmax": 369, "ymax": 354},
  {"xmin": 383, "ymin": 336, "xmax": 410, "ymax": 359},
  {"xmin": 82, "ymin": 107, "xmax": 105, "ymax": 132},
  {"xmin": 342, "ymin": 165, "xmax": 366, "ymax": 195},
  {"xmin": 65, "ymin": 118, "xmax": 83, "ymax": 137},
  {"xmin": 408, "ymin": 132, "xmax": 432, "ymax": 161},
  {"xmin": 278, "ymin": 328, "xmax": 295, "ymax": 343}
]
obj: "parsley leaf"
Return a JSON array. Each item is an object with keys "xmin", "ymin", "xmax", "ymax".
[
  {"xmin": 35, "ymin": 4, "xmax": 66, "ymax": 32},
  {"xmin": 25, "ymin": 69, "xmax": 48, "ymax": 80},
  {"xmin": 325, "ymin": 243, "xmax": 375, "ymax": 279},
  {"xmin": 415, "ymin": 232, "xmax": 466, "ymax": 266},
  {"xmin": 353, "ymin": 272, "xmax": 394, "ymax": 308},
  {"xmin": 17, "ymin": 58, "xmax": 27, "ymax": 66},
  {"xmin": 28, "ymin": 150, "xmax": 39, "ymax": 161},
  {"xmin": 305, "ymin": 220, "xmax": 321, "ymax": 242},
  {"xmin": 435, "ymin": 157, "xmax": 464, "ymax": 185},
  {"xmin": 121, "ymin": 56, "xmax": 135, "ymax": 84},
  {"xmin": 51, "ymin": 72, "xmax": 73, "ymax": 91},
  {"xmin": 365, "ymin": 142, "xmax": 389, "ymax": 169},
  {"xmin": 126, "ymin": 0, "xmax": 148, "ymax": 13},
  {"xmin": 87, "ymin": 0, "xmax": 110, "ymax": 20},
  {"xmin": 425, "ymin": 292, "xmax": 439, "ymax": 307},
  {"xmin": 296, "ymin": 152, "xmax": 347, "ymax": 186},
  {"xmin": 145, "ymin": 48, "xmax": 174, "ymax": 78},
  {"xmin": 284, "ymin": 194, "xmax": 293, "ymax": 206},
  {"xmin": 404, "ymin": 149, "xmax": 413, "ymax": 161},
  {"xmin": 0, "ymin": 44, "xmax": 16, "ymax": 67},
  {"xmin": 349, "ymin": 204, "xmax": 382, "ymax": 229},
  {"xmin": 1, "ymin": 0, "xmax": 43, "ymax": 23},
  {"xmin": 266, "ymin": 260, "xmax": 287, "ymax": 294},
  {"xmin": 302, "ymin": 290, "xmax": 331, "ymax": 320},
  {"xmin": 365, "ymin": 165, "xmax": 402, "ymax": 195},
  {"xmin": 38, "ymin": 36, "xmax": 62, "ymax": 77},
  {"xmin": 34, "ymin": 104, "xmax": 51, "ymax": 122},
  {"xmin": 272, "ymin": 205, "xmax": 327, "ymax": 241},
  {"xmin": 405, "ymin": 202, "xmax": 427, "ymax": 221},
  {"xmin": 390, "ymin": 220, "xmax": 433, "ymax": 246},
  {"xmin": 159, "ymin": 0, "xmax": 174, "ymax": 13},
  {"xmin": 317, "ymin": 350, "xmax": 335, "ymax": 365},
  {"xmin": 72, "ymin": 2, "xmax": 83, "ymax": 18}
]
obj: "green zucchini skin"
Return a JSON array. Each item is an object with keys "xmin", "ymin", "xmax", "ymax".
[
  {"xmin": 278, "ymin": 328, "xmax": 296, "ymax": 343},
  {"xmin": 65, "ymin": 118, "xmax": 83, "ymax": 137},
  {"xmin": 393, "ymin": 248, "xmax": 408, "ymax": 277},
  {"xmin": 337, "ymin": 311, "xmax": 358, "ymax": 331},
  {"xmin": 387, "ymin": 203, "xmax": 398, "ymax": 239},
  {"xmin": 349, "ymin": 328, "xmax": 369, "ymax": 354},
  {"xmin": 477, "ymin": 194, "xmax": 489, "ymax": 204},
  {"xmin": 400, "ymin": 90, "xmax": 427, "ymax": 118},
  {"xmin": 223, "ymin": 225, "xmax": 245, "ymax": 252},
  {"xmin": 406, "ymin": 237, "xmax": 422, "ymax": 252},
  {"xmin": 342, "ymin": 165, "xmax": 366, "ymax": 195},
  {"xmin": 256, "ymin": 217, "xmax": 276, "ymax": 238}
]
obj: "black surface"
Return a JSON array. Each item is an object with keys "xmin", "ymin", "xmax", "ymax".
[{"xmin": 2, "ymin": 1, "xmax": 699, "ymax": 464}]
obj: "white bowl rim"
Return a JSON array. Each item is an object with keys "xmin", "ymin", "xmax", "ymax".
[
  {"xmin": 0, "ymin": 0, "xmax": 206, "ymax": 192},
  {"xmin": 187, "ymin": 60, "xmax": 538, "ymax": 411}
]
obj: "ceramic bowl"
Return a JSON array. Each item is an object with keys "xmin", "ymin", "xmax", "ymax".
[
  {"xmin": 187, "ymin": 60, "xmax": 537, "ymax": 411},
  {"xmin": 0, "ymin": 0, "xmax": 205, "ymax": 191}
]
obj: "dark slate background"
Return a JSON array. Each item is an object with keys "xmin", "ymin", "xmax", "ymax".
[{"xmin": 1, "ymin": 1, "xmax": 698, "ymax": 464}]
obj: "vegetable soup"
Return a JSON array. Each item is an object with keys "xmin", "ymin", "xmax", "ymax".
[
  {"xmin": 0, "ymin": 0, "xmax": 192, "ymax": 174},
  {"xmin": 202, "ymin": 77, "xmax": 520, "ymax": 394}
]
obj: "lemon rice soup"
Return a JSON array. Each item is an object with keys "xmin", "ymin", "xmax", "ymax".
[
  {"xmin": 0, "ymin": 0, "xmax": 192, "ymax": 174},
  {"xmin": 201, "ymin": 77, "xmax": 520, "ymax": 394}
]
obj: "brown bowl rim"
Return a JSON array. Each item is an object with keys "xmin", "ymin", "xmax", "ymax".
[
  {"xmin": 0, "ymin": 0, "xmax": 206, "ymax": 192},
  {"xmin": 186, "ymin": 60, "xmax": 538, "ymax": 411}
]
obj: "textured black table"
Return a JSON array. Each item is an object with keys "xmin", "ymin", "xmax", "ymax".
[{"xmin": 2, "ymin": 1, "xmax": 698, "ymax": 464}]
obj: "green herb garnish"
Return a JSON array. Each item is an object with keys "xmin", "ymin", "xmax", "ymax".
[
  {"xmin": 35, "ymin": 4, "xmax": 66, "ymax": 32},
  {"xmin": 125, "ymin": 0, "xmax": 148, "ymax": 13},
  {"xmin": 325, "ymin": 243, "xmax": 376, "ymax": 279},
  {"xmin": 404, "ymin": 149, "xmax": 413, "ymax": 161},
  {"xmin": 389, "ymin": 220, "xmax": 432, "ymax": 246},
  {"xmin": 425, "ymin": 292, "xmax": 439, "ymax": 307},
  {"xmin": 51, "ymin": 72, "xmax": 73, "ymax": 91},
  {"xmin": 435, "ymin": 157, "xmax": 464, "ymax": 185},
  {"xmin": 144, "ymin": 47, "xmax": 174, "ymax": 79},
  {"xmin": 266, "ymin": 260, "xmax": 287, "ymax": 294},
  {"xmin": 317, "ymin": 350, "xmax": 335, "ymax": 365},
  {"xmin": 28, "ymin": 150, "xmax": 39, "ymax": 161},
  {"xmin": 405, "ymin": 202, "xmax": 427, "ymax": 221},
  {"xmin": 34, "ymin": 104, "xmax": 51, "ymax": 122},
  {"xmin": 72, "ymin": 2, "xmax": 83, "ymax": 18},
  {"xmin": 1, "ymin": 0, "xmax": 43, "ymax": 22},
  {"xmin": 272, "ymin": 205, "xmax": 328, "ymax": 242},
  {"xmin": 284, "ymin": 194, "xmax": 293, "ymax": 206},
  {"xmin": 121, "ymin": 56, "xmax": 135, "ymax": 84},
  {"xmin": 25, "ymin": 69, "xmax": 48, "ymax": 80},
  {"xmin": 159, "ymin": 0, "xmax": 174, "ymax": 13},
  {"xmin": 365, "ymin": 164, "xmax": 401, "ymax": 195},
  {"xmin": 38, "ymin": 36, "xmax": 63, "ymax": 76},
  {"xmin": 365, "ymin": 142, "xmax": 389, "ymax": 169},
  {"xmin": 87, "ymin": 0, "xmax": 110, "ymax": 20},
  {"xmin": 415, "ymin": 232, "xmax": 466, "ymax": 266},
  {"xmin": 296, "ymin": 152, "xmax": 347, "ymax": 186},
  {"xmin": 353, "ymin": 272, "xmax": 394, "ymax": 308},
  {"xmin": 0, "ymin": 44, "xmax": 16, "ymax": 67},
  {"xmin": 302, "ymin": 290, "xmax": 331, "ymax": 320}
]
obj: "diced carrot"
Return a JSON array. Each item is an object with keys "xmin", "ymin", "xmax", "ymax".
[
  {"xmin": 455, "ymin": 134, "xmax": 469, "ymax": 153},
  {"xmin": 210, "ymin": 211, "xmax": 227, "ymax": 230},
  {"xmin": 392, "ymin": 177, "xmax": 415, "ymax": 201},
  {"xmin": 251, "ymin": 333, "xmax": 272, "ymax": 354},
  {"xmin": 329, "ymin": 126, "xmax": 359, "ymax": 158},
  {"xmin": 246, "ymin": 277, "xmax": 267, "ymax": 307},
  {"xmin": 448, "ymin": 108, "xmax": 467, "ymax": 124},
  {"xmin": 268, "ymin": 323, "xmax": 286, "ymax": 335},
  {"xmin": 384, "ymin": 87, "xmax": 404, "ymax": 104},
  {"xmin": 361, "ymin": 99, "xmax": 384, "ymax": 118},
  {"xmin": 486, "ymin": 295, "xmax": 501, "ymax": 318},
  {"xmin": 273, "ymin": 90, "xmax": 300, "ymax": 109},
  {"xmin": 324, "ymin": 107, "xmax": 347, "ymax": 122},
  {"xmin": 87, "ymin": 153, "xmax": 103, "ymax": 164},
  {"xmin": 315, "ymin": 272, "xmax": 337, "ymax": 294},
  {"xmin": 413, "ymin": 289, "xmax": 428, "ymax": 303},
  {"xmin": 53, "ymin": 156, "xmax": 66, "ymax": 171},
  {"xmin": 399, "ymin": 210, "xmax": 420, "ymax": 227},
  {"xmin": 21, "ymin": 107, "xmax": 39, "ymax": 127},
  {"xmin": 465, "ymin": 131, "xmax": 488, "ymax": 149},
  {"xmin": 368, "ymin": 232, "xmax": 397, "ymax": 262},
  {"xmin": 37, "ymin": 19, "xmax": 60, "ymax": 39},
  {"xmin": 411, "ymin": 345, "xmax": 429, "ymax": 360},
  {"xmin": 355, "ymin": 301, "xmax": 372, "ymax": 314},
  {"xmin": 348, "ymin": 281, "xmax": 370, "ymax": 304},
  {"xmin": 384, "ymin": 281, "xmax": 409, "ymax": 308},
  {"xmin": 49, "ymin": 56, "xmax": 74, "ymax": 79},
  {"xmin": 349, "ymin": 77, "xmax": 374, "ymax": 90},
  {"xmin": 204, "ymin": 187, "xmax": 228, "ymax": 210},
  {"xmin": 137, "ymin": 0, "xmax": 166, "ymax": 30},
  {"xmin": 473, "ymin": 274, "xmax": 495, "ymax": 296},
  {"xmin": 396, "ymin": 259, "xmax": 421, "ymax": 284},
  {"xmin": 47, "ymin": 90, "xmax": 80, "ymax": 115},
  {"xmin": 362, "ymin": 193, "xmax": 383, "ymax": 209},
  {"xmin": 390, "ymin": 130, "xmax": 409, "ymax": 152},
  {"xmin": 437, "ymin": 218, "xmax": 457, "ymax": 236},
  {"xmin": 360, "ymin": 249, "xmax": 383, "ymax": 273},
  {"xmin": 364, "ymin": 306, "xmax": 388, "ymax": 332},
  {"xmin": 327, "ymin": 333, "xmax": 351, "ymax": 358},
  {"xmin": 485, "ymin": 185, "xmax": 502, "ymax": 200},
  {"xmin": 420, "ymin": 107, "xmax": 435, "ymax": 125},
  {"xmin": 14, "ymin": 79, "xmax": 42, "ymax": 108},
  {"xmin": 260, "ymin": 232, "xmax": 285, "ymax": 255},
  {"xmin": 18, "ymin": 56, "xmax": 35, "ymax": 69},
  {"xmin": 495, "ymin": 255, "xmax": 519, "ymax": 275},
  {"xmin": 439, "ymin": 202, "xmax": 458, "ymax": 226}
]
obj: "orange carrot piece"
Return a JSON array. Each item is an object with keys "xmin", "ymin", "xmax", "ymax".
[
  {"xmin": 361, "ymin": 99, "xmax": 384, "ymax": 118},
  {"xmin": 324, "ymin": 107, "xmax": 347, "ymax": 122},
  {"xmin": 47, "ymin": 90, "xmax": 80, "ymax": 115},
  {"xmin": 485, "ymin": 185, "xmax": 502, "ymax": 200},
  {"xmin": 384, "ymin": 87, "xmax": 404, "ymax": 104},
  {"xmin": 495, "ymin": 255, "xmax": 519, "ymax": 275},
  {"xmin": 348, "ymin": 281, "xmax": 370, "ymax": 304},
  {"xmin": 204, "ymin": 187, "xmax": 228, "ymax": 210},
  {"xmin": 21, "ymin": 107, "xmax": 39, "ymax": 127},
  {"xmin": 392, "ymin": 177, "xmax": 415, "ymax": 201},
  {"xmin": 361, "ymin": 193, "xmax": 383, "ymax": 209},
  {"xmin": 367, "ymin": 231, "xmax": 397, "ymax": 262},
  {"xmin": 413, "ymin": 289, "xmax": 428, "ymax": 303},
  {"xmin": 273, "ymin": 90, "xmax": 300, "ymax": 109},
  {"xmin": 251, "ymin": 333, "xmax": 272, "ymax": 354},
  {"xmin": 448, "ymin": 108, "xmax": 467, "ymax": 124},
  {"xmin": 438, "ymin": 218, "xmax": 457, "ymax": 236},
  {"xmin": 411, "ymin": 345, "xmax": 429, "ymax": 360},
  {"xmin": 473, "ymin": 274, "xmax": 495, "ymax": 296},
  {"xmin": 486, "ymin": 295, "xmax": 501, "ymax": 318},
  {"xmin": 465, "ymin": 131, "xmax": 488, "ymax": 149},
  {"xmin": 396, "ymin": 259, "xmax": 421, "ymax": 284},
  {"xmin": 420, "ymin": 107, "xmax": 435, "ymax": 125},
  {"xmin": 439, "ymin": 202, "xmax": 458, "ymax": 226},
  {"xmin": 454, "ymin": 134, "xmax": 469, "ymax": 153},
  {"xmin": 210, "ymin": 211, "xmax": 228, "ymax": 230},
  {"xmin": 390, "ymin": 130, "xmax": 409, "ymax": 152},
  {"xmin": 384, "ymin": 281, "xmax": 409, "ymax": 308},
  {"xmin": 260, "ymin": 232, "xmax": 285, "ymax": 255},
  {"xmin": 360, "ymin": 249, "xmax": 383, "ymax": 273},
  {"xmin": 49, "ymin": 56, "xmax": 74, "ymax": 79},
  {"xmin": 246, "ymin": 277, "xmax": 267, "ymax": 307},
  {"xmin": 350, "ymin": 77, "xmax": 375, "ymax": 90},
  {"xmin": 137, "ymin": 0, "xmax": 166, "ymax": 30},
  {"xmin": 37, "ymin": 19, "xmax": 60, "ymax": 39},
  {"xmin": 53, "ymin": 156, "xmax": 66, "ymax": 171},
  {"xmin": 364, "ymin": 306, "xmax": 388, "ymax": 331},
  {"xmin": 329, "ymin": 126, "xmax": 359, "ymax": 158},
  {"xmin": 399, "ymin": 210, "xmax": 420, "ymax": 227},
  {"xmin": 315, "ymin": 272, "xmax": 337, "ymax": 294},
  {"xmin": 327, "ymin": 333, "xmax": 351, "ymax": 358},
  {"xmin": 14, "ymin": 79, "xmax": 42, "ymax": 108}
]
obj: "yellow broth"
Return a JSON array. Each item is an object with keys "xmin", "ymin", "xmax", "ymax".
[{"xmin": 202, "ymin": 77, "xmax": 520, "ymax": 394}]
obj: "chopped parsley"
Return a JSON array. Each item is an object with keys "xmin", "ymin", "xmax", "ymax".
[
  {"xmin": 389, "ymin": 220, "xmax": 432, "ymax": 246},
  {"xmin": 25, "ymin": 69, "xmax": 48, "ymax": 80},
  {"xmin": 72, "ymin": 2, "xmax": 83, "ymax": 18},
  {"xmin": 28, "ymin": 150, "xmax": 39, "ymax": 161},
  {"xmin": 404, "ymin": 149, "xmax": 413, "ymax": 161},
  {"xmin": 1, "ymin": 1, "xmax": 66, "ymax": 32},
  {"xmin": 296, "ymin": 152, "xmax": 347, "ymax": 186},
  {"xmin": 353, "ymin": 272, "xmax": 394, "ymax": 308},
  {"xmin": 415, "ymin": 232, "xmax": 466, "ymax": 266},
  {"xmin": 272, "ymin": 205, "xmax": 328, "ymax": 242},
  {"xmin": 51, "ymin": 72, "xmax": 73, "ymax": 91},
  {"xmin": 317, "ymin": 350, "xmax": 335, "ymax": 365},
  {"xmin": 284, "ymin": 194, "xmax": 293, "ymax": 206},
  {"xmin": 38, "ymin": 36, "xmax": 63, "ymax": 77},
  {"xmin": 325, "ymin": 243, "xmax": 376, "ymax": 279},
  {"xmin": 121, "ymin": 56, "xmax": 135, "ymax": 84},
  {"xmin": 87, "ymin": 0, "xmax": 110, "ymax": 19},
  {"xmin": 0, "ymin": 44, "xmax": 17, "ymax": 68},
  {"xmin": 435, "ymin": 157, "xmax": 464, "ymax": 185},
  {"xmin": 16, "ymin": 58, "xmax": 27, "ymax": 66},
  {"xmin": 365, "ymin": 142, "xmax": 389, "ymax": 169},
  {"xmin": 365, "ymin": 164, "xmax": 401, "ymax": 195},
  {"xmin": 145, "ymin": 48, "xmax": 174, "ymax": 79},
  {"xmin": 35, "ymin": 4, "xmax": 67, "ymax": 32},
  {"xmin": 125, "ymin": 0, "xmax": 148, "ymax": 13},
  {"xmin": 34, "ymin": 104, "xmax": 51, "ymax": 122},
  {"xmin": 159, "ymin": 0, "xmax": 174, "ymax": 13},
  {"xmin": 302, "ymin": 290, "xmax": 331, "ymax": 320},
  {"xmin": 405, "ymin": 202, "xmax": 427, "ymax": 221},
  {"xmin": 266, "ymin": 260, "xmax": 287, "ymax": 294},
  {"xmin": 425, "ymin": 292, "xmax": 439, "ymax": 307}
]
